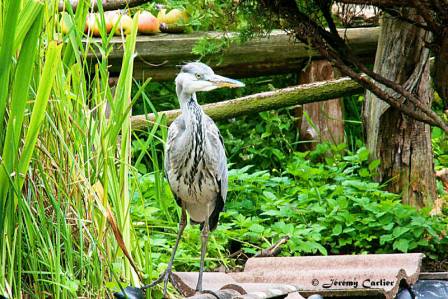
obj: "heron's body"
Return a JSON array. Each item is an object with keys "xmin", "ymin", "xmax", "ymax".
[
  {"xmin": 165, "ymin": 98, "xmax": 227, "ymax": 227},
  {"xmin": 146, "ymin": 62, "xmax": 243, "ymax": 297}
]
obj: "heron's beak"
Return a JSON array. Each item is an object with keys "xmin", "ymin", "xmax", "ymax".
[{"xmin": 206, "ymin": 74, "xmax": 245, "ymax": 88}]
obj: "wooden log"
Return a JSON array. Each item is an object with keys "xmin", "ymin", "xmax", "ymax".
[
  {"xmin": 131, "ymin": 76, "xmax": 364, "ymax": 131},
  {"xmin": 297, "ymin": 60, "xmax": 345, "ymax": 151},
  {"xmin": 88, "ymin": 27, "xmax": 379, "ymax": 81},
  {"xmin": 58, "ymin": 0, "xmax": 149, "ymax": 12}
]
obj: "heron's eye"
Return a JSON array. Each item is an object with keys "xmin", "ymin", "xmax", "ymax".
[{"xmin": 195, "ymin": 73, "xmax": 201, "ymax": 79}]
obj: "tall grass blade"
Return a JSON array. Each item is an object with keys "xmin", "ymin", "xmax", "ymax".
[
  {"xmin": 18, "ymin": 41, "xmax": 62, "ymax": 189},
  {"xmin": 13, "ymin": 0, "xmax": 43, "ymax": 50},
  {"xmin": 0, "ymin": 8, "xmax": 43, "ymax": 203},
  {"xmin": 108, "ymin": 12, "xmax": 140, "ymax": 285},
  {"xmin": 0, "ymin": 0, "xmax": 22, "ymax": 140}
]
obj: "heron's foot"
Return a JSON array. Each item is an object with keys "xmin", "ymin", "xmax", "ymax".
[
  {"xmin": 141, "ymin": 269, "xmax": 176, "ymax": 298},
  {"xmin": 194, "ymin": 289, "xmax": 220, "ymax": 299}
]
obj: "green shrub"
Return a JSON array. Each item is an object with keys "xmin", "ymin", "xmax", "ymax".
[
  {"xmin": 222, "ymin": 144, "xmax": 448, "ymax": 260},
  {"xmin": 133, "ymin": 144, "xmax": 448, "ymax": 275}
]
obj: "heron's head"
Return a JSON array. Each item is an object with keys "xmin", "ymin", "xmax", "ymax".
[{"xmin": 175, "ymin": 62, "xmax": 245, "ymax": 95}]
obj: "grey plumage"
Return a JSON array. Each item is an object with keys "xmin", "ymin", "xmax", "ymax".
[
  {"xmin": 147, "ymin": 62, "xmax": 244, "ymax": 297},
  {"xmin": 165, "ymin": 113, "xmax": 227, "ymax": 230}
]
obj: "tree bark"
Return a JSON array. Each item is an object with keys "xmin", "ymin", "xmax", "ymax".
[
  {"xmin": 364, "ymin": 10, "xmax": 436, "ymax": 207},
  {"xmin": 296, "ymin": 60, "xmax": 345, "ymax": 151}
]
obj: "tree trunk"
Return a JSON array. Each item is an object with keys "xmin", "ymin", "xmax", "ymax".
[
  {"xmin": 364, "ymin": 10, "xmax": 436, "ymax": 207},
  {"xmin": 296, "ymin": 60, "xmax": 345, "ymax": 151}
]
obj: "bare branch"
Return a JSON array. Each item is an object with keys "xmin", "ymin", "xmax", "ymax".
[
  {"xmin": 331, "ymin": 57, "xmax": 444, "ymax": 128},
  {"xmin": 317, "ymin": 0, "xmax": 339, "ymax": 36},
  {"xmin": 260, "ymin": 0, "xmax": 448, "ymax": 132}
]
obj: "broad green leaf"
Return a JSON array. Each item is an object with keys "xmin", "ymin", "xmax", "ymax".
[
  {"xmin": 359, "ymin": 168, "xmax": 370, "ymax": 177},
  {"xmin": 392, "ymin": 227, "xmax": 410, "ymax": 238},
  {"xmin": 249, "ymin": 223, "xmax": 265, "ymax": 233},
  {"xmin": 393, "ymin": 239, "xmax": 410, "ymax": 252},
  {"xmin": 262, "ymin": 191, "xmax": 276, "ymax": 201},
  {"xmin": 332, "ymin": 224, "xmax": 342, "ymax": 236},
  {"xmin": 368, "ymin": 159, "xmax": 381, "ymax": 172},
  {"xmin": 357, "ymin": 147, "xmax": 369, "ymax": 161}
]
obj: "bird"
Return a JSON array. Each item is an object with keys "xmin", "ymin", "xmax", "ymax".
[{"xmin": 145, "ymin": 62, "xmax": 244, "ymax": 297}]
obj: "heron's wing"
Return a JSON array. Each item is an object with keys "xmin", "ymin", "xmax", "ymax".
[
  {"xmin": 164, "ymin": 116, "xmax": 185, "ymax": 207},
  {"xmin": 204, "ymin": 115, "xmax": 228, "ymax": 202},
  {"xmin": 217, "ymin": 131, "xmax": 228, "ymax": 202},
  {"xmin": 204, "ymin": 115, "xmax": 227, "ymax": 231}
]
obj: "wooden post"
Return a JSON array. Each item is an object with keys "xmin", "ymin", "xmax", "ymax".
[
  {"xmin": 296, "ymin": 60, "xmax": 345, "ymax": 151},
  {"xmin": 364, "ymin": 11, "xmax": 436, "ymax": 207}
]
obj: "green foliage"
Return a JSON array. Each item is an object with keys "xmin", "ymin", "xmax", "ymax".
[
  {"xmin": 343, "ymin": 94, "xmax": 365, "ymax": 151},
  {"xmin": 223, "ymin": 145, "xmax": 448, "ymax": 259},
  {"xmin": 133, "ymin": 144, "xmax": 448, "ymax": 279},
  {"xmin": 0, "ymin": 2, "xmax": 66, "ymax": 296},
  {"xmin": 432, "ymin": 126, "xmax": 448, "ymax": 198},
  {"xmin": 221, "ymin": 110, "xmax": 299, "ymax": 171},
  {"xmin": 433, "ymin": 126, "xmax": 448, "ymax": 169}
]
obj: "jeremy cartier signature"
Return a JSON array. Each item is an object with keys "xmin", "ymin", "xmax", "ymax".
[{"xmin": 311, "ymin": 278, "xmax": 395, "ymax": 289}]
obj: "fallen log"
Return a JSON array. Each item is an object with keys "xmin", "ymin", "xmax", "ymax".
[
  {"xmin": 58, "ymin": 0, "xmax": 149, "ymax": 12},
  {"xmin": 131, "ymin": 76, "xmax": 364, "ymax": 130}
]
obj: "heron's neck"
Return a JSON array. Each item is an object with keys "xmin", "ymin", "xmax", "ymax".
[{"xmin": 179, "ymin": 92, "xmax": 204, "ymax": 132}]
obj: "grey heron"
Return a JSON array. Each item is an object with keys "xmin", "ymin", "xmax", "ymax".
[{"xmin": 147, "ymin": 62, "xmax": 244, "ymax": 297}]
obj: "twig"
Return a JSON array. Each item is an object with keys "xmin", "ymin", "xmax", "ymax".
[{"xmin": 254, "ymin": 236, "xmax": 290, "ymax": 257}]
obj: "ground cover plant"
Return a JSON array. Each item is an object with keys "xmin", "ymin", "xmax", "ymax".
[
  {"xmin": 134, "ymin": 143, "xmax": 448, "ymax": 274},
  {"xmin": 0, "ymin": 0, "xmax": 447, "ymax": 298}
]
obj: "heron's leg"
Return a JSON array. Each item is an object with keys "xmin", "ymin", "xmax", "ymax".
[
  {"xmin": 196, "ymin": 214, "xmax": 210, "ymax": 292},
  {"xmin": 162, "ymin": 206, "xmax": 187, "ymax": 296},
  {"xmin": 143, "ymin": 206, "xmax": 187, "ymax": 297}
]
